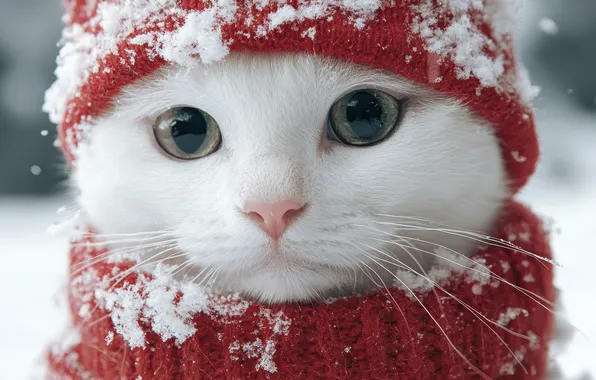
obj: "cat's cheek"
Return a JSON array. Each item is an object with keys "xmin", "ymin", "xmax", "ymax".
[{"xmin": 72, "ymin": 123, "xmax": 167, "ymax": 234}]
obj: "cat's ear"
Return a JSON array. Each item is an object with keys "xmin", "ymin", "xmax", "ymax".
[{"xmin": 63, "ymin": 0, "xmax": 99, "ymax": 25}]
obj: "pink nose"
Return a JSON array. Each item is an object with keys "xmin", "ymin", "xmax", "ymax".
[{"xmin": 244, "ymin": 199, "xmax": 305, "ymax": 239}]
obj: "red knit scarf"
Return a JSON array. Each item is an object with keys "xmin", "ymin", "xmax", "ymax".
[{"xmin": 46, "ymin": 201, "xmax": 555, "ymax": 379}]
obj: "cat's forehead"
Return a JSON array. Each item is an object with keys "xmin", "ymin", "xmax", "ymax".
[{"xmin": 113, "ymin": 53, "xmax": 431, "ymax": 121}]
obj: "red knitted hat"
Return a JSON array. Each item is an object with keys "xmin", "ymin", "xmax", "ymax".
[{"xmin": 44, "ymin": 0, "xmax": 539, "ymax": 194}]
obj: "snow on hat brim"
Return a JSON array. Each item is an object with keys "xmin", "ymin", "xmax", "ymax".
[{"xmin": 46, "ymin": 0, "xmax": 539, "ymax": 193}]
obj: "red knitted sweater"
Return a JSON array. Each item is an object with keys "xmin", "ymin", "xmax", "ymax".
[{"xmin": 46, "ymin": 201, "xmax": 555, "ymax": 379}]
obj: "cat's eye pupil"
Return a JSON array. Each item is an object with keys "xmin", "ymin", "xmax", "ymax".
[
  {"xmin": 171, "ymin": 108, "xmax": 208, "ymax": 154},
  {"xmin": 328, "ymin": 89, "xmax": 401, "ymax": 146},
  {"xmin": 345, "ymin": 91, "xmax": 384, "ymax": 140},
  {"xmin": 153, "ymin": 106, "xmax": 221, "ymax": 160}
]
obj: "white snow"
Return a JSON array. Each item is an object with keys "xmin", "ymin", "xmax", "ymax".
[
  {"xmin": 30, "ymin": 166, "xmax": 42, "ymax": 176},
  {"xmin": 301, "ymin": 27, "xmax": 317, "ymax": 40},
  {"xmin": 269, "ymin": 5, "xmax": 299, "ymax": 29},
  {"xmin": 78, "ymin": 263, "xmax": 250, "ymax": 349},
  {"xmin": 496, "ymin": 307, "xmax": 529, "ymax": 326},
  {"xmin": 499, "ymin": 346, "xmax": 528, "ymax": 376},
  {"xmin": 0, "ymin": 197, "xmax": 69, "ymax": 379},
  {"xmin": 512, "ymin": 151, "xmax": 528, "ymax": 163},
  {"xmin": 393, "ymin": 246, "xmax": 492, "ymax": 296},
  {"xmin": 411, "ymin": 0, "xmax": 505, "ymax": 88},
  {"xmin": 226, "ymin": 309, "xmax": 290, "ymax": 373},
  {"xmin": 410, "ymin": 0, "xmax": 540, "ymax": 105},
  {"xmin": 105, "ymin": 331, "xmax": 114, "ymax": 345},
  {"xmin": 539, "ymin": 18, "xmax": 559, "ymax": 35}
]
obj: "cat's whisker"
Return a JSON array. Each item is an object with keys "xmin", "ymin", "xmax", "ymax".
[
  {"xmin": 189, "ymin": 264, "xmax": 218, "ymax": 286},
  {"xmin": 84, "ymin": 228, "xmax": 174, "ymax": 236},
  {"xmin": 351, "ymin": 245, "xmax": 493, "ymax": 380},
  {"xmin": 81, "ymin": 312, "xmax": 113, "ymax": 331},
  {"xmin": 336, "ymin": 254, "xmax": 361, "ymax": 295},
  {"xmin": 201, "ymin": 266, "xmax": 224, "ymax": 289},
  {"xmin": 69, "ymin": 240, "xmax": 181, "ymax": 276},
  {"xmin": 360, "ymin": 246, "xmax": 529, "ymax": 374},
  {"xmin": 71, "ymin": 237, "xmax": 181, "ymax": 260},
  {"xmin": 182, "ymin": 262, "xmax": 199, "ymax": 280},
  {"xmin": 347, "ymin": 243, "xmax": 420, "ymax": 355},
  {"xmin": 384, "ymin": 235, "xmax": 557, "ymax": 310},
  {"xmin": 81, "ymin": 229, "xmax": 175, "ymax": 238},
  {"xmin": 104, "ymin": 250, "xmax": 186, "ymax": 286},
  {"xmin": 72, "ymin": 235, "xmax": 181, "ymax": 248},
  {"xmin": 365, "ymin": 221, "xmax": 557, "ymax": 267},
  {"xmin": 362, "ymin": 226, "xmax": 577, "ymax": 338},
  {"xmin": 69, "ymin": 251, "xmax": 119, "ymax": 273},
  {"xmin": 381, "ymin": 233, "xmax": 449, "ymax": 322},
  {"xmin": 375, "ymin": 214, "xmax": 488, "ymax": 234},
  {"xmin": 169, "ymin": 259, "xmax": 196, "ymax": 278},
  {"xmin": 364, "ymin": 241, "xmax": 536, "ymax": 341},
  {"xmin": 70, "ymin": 237, "xmax": 185, "ymax": 272},
  {"xmin": 80, "ymin": 254, "xmax": 204, "ymax": 331},
  {"xmin": 82, "ymin": 246, "xmax": 183, "ymax": 319},
  {"xmin": 80, "ymin": 341, "xmax": 120, "ymax": 365},
  {"xmin": 83, "ymin": 253, "xmax": 224, "ymax": 329},
  {"xmin": 359, "ymin": 225, "xmax": 556, "ymax": 310}
]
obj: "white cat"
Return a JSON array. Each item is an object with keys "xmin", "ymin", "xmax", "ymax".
[{"xmin": 73, "ymin": 53, "xmax": 506, "ymax": 304}]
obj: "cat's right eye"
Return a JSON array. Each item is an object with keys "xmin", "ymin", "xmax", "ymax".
[{"xmin": 153, "ymin": 107, "xmax": 221, "ymax": 160}]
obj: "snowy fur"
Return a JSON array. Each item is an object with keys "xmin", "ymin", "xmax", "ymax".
[{"xmin": 74, "ymin": 53, "xmax": 506, "ymax": 303}]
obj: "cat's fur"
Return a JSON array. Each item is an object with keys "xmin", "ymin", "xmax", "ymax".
[{"xmin": 74, "ymin": 53, "xmax": 507, "ymax": 303}]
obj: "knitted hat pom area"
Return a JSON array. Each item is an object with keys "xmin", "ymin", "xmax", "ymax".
[{"xmin": 44, "ymin": 1, "xmax": 558, "ymax": 379}]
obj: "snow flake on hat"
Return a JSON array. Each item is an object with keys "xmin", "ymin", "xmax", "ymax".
[
  {"xmin": 44, "ymin": 0, "xmax": 382, "ymax": 131},
  {"xmin": 410, "ymin": 0, "xmax": 536, "ymax": 103},
  {"xmin": 411, "ymin": 0, "xmax": 503, "ymax": 87}
]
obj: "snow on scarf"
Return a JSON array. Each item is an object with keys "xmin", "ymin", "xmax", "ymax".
[{"xmin": 46, "ymin": 200, "xmax": 555, "ymax": 379}]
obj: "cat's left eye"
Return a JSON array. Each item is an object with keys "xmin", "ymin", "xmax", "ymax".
[
  {"xmin": 327, "ymin": 89, "xmax": 402, "ymax": 146},
  {"xmin": 153, "ymin": 107, "xmax": 221, "ymax": 160}
]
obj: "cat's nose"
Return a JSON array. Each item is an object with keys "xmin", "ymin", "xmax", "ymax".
[{"xmin": 243, "ymin": 199, "xmax": 305, "ymax": 240}]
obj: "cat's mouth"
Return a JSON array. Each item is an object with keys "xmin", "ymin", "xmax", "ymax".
[
  {"xmin": 259, "ymin": 244, "xmax": 302, "ymax": 265},
  {"xmin": 180, "ymin": 245, "xmax": 348, "ymax": 277}
]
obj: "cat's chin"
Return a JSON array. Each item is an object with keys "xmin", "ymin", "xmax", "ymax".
[{"xmin": 181, "ymin": 259, "xmax": 366, "ymax": 304}]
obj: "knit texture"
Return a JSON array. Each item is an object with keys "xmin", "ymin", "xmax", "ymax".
[
  {"xmin": 45, "ymin": 0, "xmax": 539, "ymax": 194},
  {"xmin": 46, "ymin": 201, "xmax": 555, "ymax": 379}
]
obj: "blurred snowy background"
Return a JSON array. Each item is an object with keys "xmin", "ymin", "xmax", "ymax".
[{"xmin": 0, "ymin": 0, "xmax": 594, "ymax": 379}]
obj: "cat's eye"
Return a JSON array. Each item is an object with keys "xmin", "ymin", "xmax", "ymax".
[
  {"xmin": 153, "ymin": 107, "xmax": 221, "ymax": 160},
  {"xmin": 327, "ymin": 89, "xmax": 402, "ymax": 146}
]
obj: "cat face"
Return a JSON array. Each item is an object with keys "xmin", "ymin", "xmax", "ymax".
[{"xmin": 74, "ymin": 53, "xmax": 507, "ymax": 303}]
